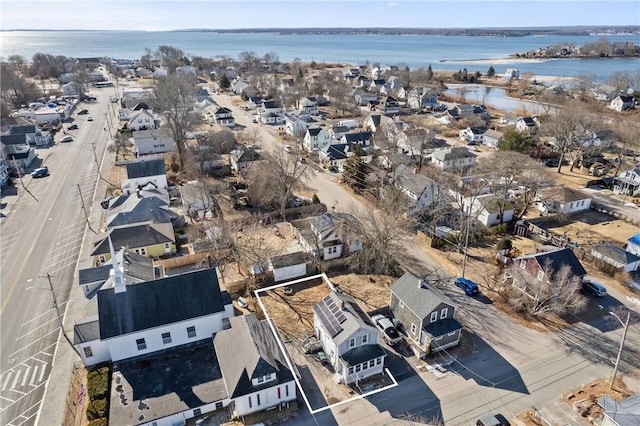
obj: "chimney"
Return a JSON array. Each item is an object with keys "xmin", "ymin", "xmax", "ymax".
[{"xmin": 418, "ymin": 278, "xmax": 426, "ymax": 289}]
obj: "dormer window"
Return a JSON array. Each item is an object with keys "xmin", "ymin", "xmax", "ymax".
[{"xmin": 255, "ymin": 373, "xmax": 276, "ymax": 385}]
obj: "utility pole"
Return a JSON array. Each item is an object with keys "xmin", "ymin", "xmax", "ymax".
[
  {"xmin": 77, "ymin": 184, "xmax": 97, "ymax": 234},
  {"xmin": 12, "ymin": 158, "xmax": 39, "ymax": 202},
  {"xmin": 91, "ymin": 142, "xmax": 116, "ymax": 188},
  {"xmin": 39, "ymin": 274, "xmax": 82, "ymax": 358},
  {"xmin": 461, "ymin": 205, "xmax": 471, "ymax": 278},
  {"xmin": 610, "ymin": 311, "xmax": 630, "ymax": 389}
]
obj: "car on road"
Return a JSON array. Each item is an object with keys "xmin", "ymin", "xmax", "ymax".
[
  {"xmin": 110, "ymin": 96, "xmax": 118, "ymax": 103},
  {"xmin": 67, "ymin": 124, "xmax": 78, "ymax": 130},
  {"xmin": 31, "ymin": 167, "xmax": 49, "ymax": 178},
  {"xmin": 371, "ymin": 314, "xmax": 403, "ymax": 346},
  {"xmin": 582, "ymin": 277, "xmax": 607, "ymax": 297},
  {"xmin": 60, "ymin": 135, "xmax": 73, "ymax": 143},
  {"xmin": 87, "ymin": 115, "xmax": 93, "ymax": 121},
  {"xmin": 246, "ymin": 144, "xmax": 260, "ymax": 150},
  {"xmin": 455, "ymin": 277, "xmax": 479, "ymax": 295},
  {"xmin": 476, "ymin": 413, "xmax": 510, "ymax": 426},
  {"xmin": 77, "ymin": 109, "xmax": 89, "ymax": 115}
]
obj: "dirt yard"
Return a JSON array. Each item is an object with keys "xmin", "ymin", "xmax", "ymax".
[
  {"xmin": 62, "ymin": 365, "xmax": 88, "ymax": 426},
  {"xmin": 255, "ymin": 274, "xmax": 395, "ymax": 341},
  {"xmin": 540, "ymin": 210, "xmax": 638, "ymax": 247}
]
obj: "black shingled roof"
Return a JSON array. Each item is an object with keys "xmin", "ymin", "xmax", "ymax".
[
  {"xmin": 125, "ymin": 159, "xmax": 166, "ymax": 179},
  {"xmin": 97, "ymin": 268, "xmax": 230, "ymax": 340}
]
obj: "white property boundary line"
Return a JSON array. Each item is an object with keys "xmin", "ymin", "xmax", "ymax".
[{"xmin": 254, "ymin": 273, "xmax": 399, "ymax": 415}]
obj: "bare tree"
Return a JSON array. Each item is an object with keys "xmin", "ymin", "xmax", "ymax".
[
  {"xmin": 108, "ymin": 131, "xmax": 133, "ymax": 160},
  {"xmin": 400, "ymin": 127, "xmax": 436, "ymax": 171},
  {"xmin": 505, "ymin": 261, "xmax": 586, "ymax": 317},
  {"xmin": 235, "ymin": 127, "xmax": 262, "ymax": 149},
  {"xmin": 154, "ymin": 74, "xmax": 202, "ymax": 170},
  {"xmin": 541, "ymin": 100, "xmax": 599, "ymax": 173},
  {"xmin": 572, "ymin": 73, "xmax": 596, "ymax": 101}
]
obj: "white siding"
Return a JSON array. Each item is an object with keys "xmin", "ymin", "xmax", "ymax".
[
  {"xmin": 272, "ymin": 263, "xmax": 307, "ymax": 282},
  {"xmin": 77, "ymin": 340, "xmax": 110, "ymax": 367},
  {"xmin": 134, "ymin": 136, "xmax": 175, "ymax": 155},
  {"xmin": 233, "ymin": 381, "xmax": 296, "ymax": 416}
]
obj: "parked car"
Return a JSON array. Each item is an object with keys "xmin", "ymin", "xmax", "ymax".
[
  {"xmin": 67, "ymin": 124, "xmax": 78, "ymax": 130},
  {"xmin": 109, "ymin": 96, "xmax": 118, "ymax": 103},
  {"xmin": 582, "ymin": 277, "xmax": 607, "ymax": 297},
  {"xmin": 542, "ymin": 158, "xmax": 559, "ymax": 168},
  {"xmin": 31, "ymin": 167, "xmax": 49, "ymax": 178},
  {"xmin": 60, "ymin": 135, "xmax": 73, "ymax": 143},
  {"xmin": 87, "ymin": 115, "xmax": 93, "ymax": 121},
  {"xmin": 77, "ymin": 109, "xmax": 89, "ymax": 115},
  {"xmin": 455, "ymin": 277, "xmax": 479, "ymax": 296},
  {"xmin": 476, "ymin": 413, "xmax": 510, "ymax": 426},
  {"xmin": 371, "ymin": 314, "xmax": 403, "ymax": 346}
]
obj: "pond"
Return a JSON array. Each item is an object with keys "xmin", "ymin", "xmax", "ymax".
[{"xmin": 445, "ymin": 84, "xmax": 556, "ymax": 115}]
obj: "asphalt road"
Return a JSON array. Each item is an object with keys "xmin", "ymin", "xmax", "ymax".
[
  {"xmin": 211, "ymin": 92, "xmax": 640, "ymax": 425},
  {"xmin": 0, "ymin": 89, "xmax": 112, "ymax": 426}
]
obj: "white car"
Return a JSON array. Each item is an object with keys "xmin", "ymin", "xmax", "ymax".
[
  {"xmin": 371, "ymin": 314, "xmax": 402, "ymax": 346},
  {"xmin": 87, "ymin": 115, "xmax": 93, "ymax": 121},
  {"xmin": 60, "ymin": 135, "xmax": 73, "ymax": 143}
]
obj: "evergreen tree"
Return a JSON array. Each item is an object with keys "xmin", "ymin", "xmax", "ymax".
[
  {"xmin": 487, "ymin": 66, "xmax": 496, "ymax": 78},
  {"xmin": 219, "ymin": 73, "xmax": 231, "ymax": 89},
  {"xmin": 427, "ymin": 64, "xmax": 433, "ymax": 80},
  {"xmin": 498, "ymin": 129, "xmax": 533, "ymax": 153}
]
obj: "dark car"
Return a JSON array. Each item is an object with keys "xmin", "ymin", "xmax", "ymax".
[
  {"xmin": 67, "ymin": 124, "xmax": 79, "ymax": 130},
  {"xmin": 78, "ymin": 109, "xmax": 89, "ymax": 115},
  {"xmin": 455, "ymin": 277, "xmax": 479, "ymax": 295},
  {"xmin": 477, "ymin": 413, "xmax": 510, "ymax": 426},
  {"xmin": 542, "ymin": 158, "xmax": 559, "ymax": 168},
  {"xmin": 31, "ymin": 167, "xmax": 49, "ymax": 178}
]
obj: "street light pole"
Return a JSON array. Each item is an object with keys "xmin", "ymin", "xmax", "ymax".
[{"xmin": 609, "ymin": 311, "xmax": 630, "ymax": 389}]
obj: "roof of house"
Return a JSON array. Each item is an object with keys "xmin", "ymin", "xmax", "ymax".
[
  {"xmin": 98, "ymin": 268, "xmax": 230, "ymax": 340},
  {"xmin": 270, "ymin": 251, "xmax": 308, "ymax": 269},
  {"xmin": 308, "ymin": 127, "xmax": 323, "ymax": 137},
  {"xmin": 322, "ymin": 144, "xmax": 350, "ymax": 161},
  {"xmin": 107, "ymin": 187, "xmax": 169, "ymax": 209},
  {"xmin": 106, "ymin": 195, "xmax": 172, "ymax": 227},
  {"xmin": 432, "ymin": 146, "xmax": 476, "ymax": 162},
  {"xmin": 313, "ymin": 291, "xmax": 376, "ymax": 346},
  {"xmin": 73, "ymin": 316, "xmax": 101, "ymax": 344},
  {"xmin": 395, "ymin": 164, "xmax": 438, "ymax": 196},
  {"xmin": 0, "ymin": 134, "xmax": 28, "ymax": 146},
  {"xmin": 9, "ymin": 125, "xmax": 37, "ymax": 135},
  {"xmin": 483, "ymin": 129, "xmax": 504, "ymax": 139},
  {"xmin": 518, "ymin": 116, "xmax": 537, "ymax": 125},
  {"xmin": 125, "ymin": 159, "xmax": 166, "ymax": 179},
  {"xmin": 110, "ymin": 341, "xmax": 227, "ymax": 426},
  {"xmin": 423, "ymin": 318, "xmax": 464, "ymax": 338},
  {"xmin": 310, "ymin": 212, "xmax": 355, "ymax": 234},
  {"xmin": 592, "ymin": 244, "xmax": 640, "ymax": 265},
  {"xmin": 629, "ymin": 233, "xmax": 640, "ymax": 245},
  {"xmin": 341, "ymin": 344, "xmax": 386, "ymax": 367},
  {"xmin": 214, "ymin": 314, "xmax": 294, "ymax": 398},
  {"xmin": 231, "ymin": 149, "xmax": 261, "ymax": 163},
  {"xmin": 617, "ymin": 95, "xmax": 635, "ymax": 103},
  {"xmin": 91, "ymin": 223, "xmax": 175, "ymax": 256},
  {"xmin": 79, "ymin": 249, "xmax": 155, "ymax": 287},
  {"xmin": 476, "ymin": 194, "xmax": 514, "ymax": 214},
  {"xmin": 262, "ymin": 101, "xmax": 281, "ymax": 109},
  {"xmin": 598, "ymin": 393, "xmax": 640, "ymax": 425},
  {"xmin": 538, "ymin": 186, "xmax": 591, "ymax": 204},
  {"xmin": 390, "ymin": 272, "xmax": 457, "ymax": 322},
  {"xmin": 516, "ymin": 247, "xmax": 587, "ymax": 277},
  {"xmin": 214, "ymin": 107, "xmax": 232, "ymax": 115},
  {"xmin": 343, "ymin": 131, "xmax": 373, "ymax": 144},
  {"xmin": 366, "ymin": 114, "xmax": 381, "ymax": 126}
]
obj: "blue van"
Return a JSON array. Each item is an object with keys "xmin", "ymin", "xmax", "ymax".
[{"xmin": 455, "ymin": 277, "xmax": 479, "ymax": 296}]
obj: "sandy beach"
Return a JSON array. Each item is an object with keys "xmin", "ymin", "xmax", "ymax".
[{"xmin": 439, "ymin": 57, "xmax": 548, "ymax": 64}]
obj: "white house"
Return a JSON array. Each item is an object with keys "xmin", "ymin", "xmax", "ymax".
[
  {"xmin": 313, "ymin": 292, "xmax": 386, "ymax": 384},
  {"xmin": 591, "ymin": 244, "xmax": 640, "ymax": 272},
  {"xmin": 535, "ymin": 186, "xmax": 592, "ymax": 215},
  {"xmin": 613, "ymin": 167, "xmax": 640, "ymax": 196},
  {"xmin": 0, "ymin": 133, "xmax": 37, "ymax": 169},
  {"xmin": 62, "ymin": 81, "xmax": 83, "ymax": 96},
  {"xmin": 394, "ymin": 164, "xmax": 444, "ymax": 215},
  {"xmin": 230, "ymin": 149, "xmax": 261, "ymax": 172},
  {"xmin": 504, "ymin": 68, "xmax": 521, "ymax": 81},
  {"xmin": 304, "ymin": 127, "xmax": 332, "ymax": 152},
  {"xmin": 609, "ymin": 95, "xmax": 636, "ymax": 111},
  {"xmin": 121, "ymin": 158, "xmax": 168, "ymax": 193},
  {"xmin": 627, "ymin": 233, "xmax": 640, "ymax": 256},
  {"xmin": 211, "ymin": 107, "xmax": 235, "ymax": 127},
  {"xmin": 459, "ymin": 126, "xmax": 486, "ymax": 144},
  {"xmin": 284, "ymin": 113, "xmax": 310, "ymax": 137},
  {"xmin": 127, "ymin": 110, "xmax": 157, "ymax": 131},
  {"xmin": 482, "ymin": 129, "xmax": 504, "ymax": 149},
  {"xmin": 407, "ymin": 87, "xmax": 439, "ymax": 109},
  {"xmin": 214, "ymin": 314, "xmax": 297, "ymax": 417},
  {"xmin": 299, "ymin": 97, "xmax": 319, "ymax": 114},
  {"xmin": 176, "ymin": 65, "xmax": 197, "ymax": 79},
  {"xmin": 431, "ymin": 147, "xmax": 476, "ymax": 170},
  {"xmin": 515, "ymin": 117, "xmax": 539, "ymax": 135},
  {"xmin": 268, "ymin": 252, "xmax": 308, "ymax": 282},
  {"xmin": 297, "ymin": 212, "xmax": 363, "ymax": 260},
  {"xmin": 463, "ymin": 194, "xmax": 514, "ymax": 227},
  {"xmin": 318, "ymin": 144, "xmax": 371, "ymax": 171},
  {"xmin": 131, "ymin": 129, "xmax": 175, "ymax": 156}
]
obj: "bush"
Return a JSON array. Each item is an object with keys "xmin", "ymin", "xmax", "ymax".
[
  {"xmin": 86, "ymin": 398, "xmax": 108, "ymax": 421},
  {"xmin": 88, "ymin": 418, "xmax": 108, "ymax": 426},
  {"xmin": 87, "ymin": 365, "xmax": 110, "ymax": 399},
  {"xmin": 497, "ymin": 237, "xmax": 513, "ymax": 251},
  {"xmin": 490, "ymin": 224, "xmax": 508, "ymax": 236}
]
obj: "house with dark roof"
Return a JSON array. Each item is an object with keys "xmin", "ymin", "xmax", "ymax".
[
  {"xmin": 211, "ymin": 107, "xmax": 235, "ymax": 127},
  {"xmin": 463, "ymin": 194, "xmax": 514, "ymax": 227},
  {"xmin": 303, "ymin": 126, "xmax": 332, "ymax": 152},
  {"xmin": 407, "ymin": 87, "xmax": 439, "ymax": 109},
  {"xmin": 340, "ymin": 131, "xmax": 373, "ymax": 147},
  {"xmin": 390, "ymin": 272, "xmax": 463, "ymax": 357},
  {"xmin": 299, "ymin": 96, "xmax": 318, "ymax": 114},
  {"xmin": 610, "ymin": 95, "xmax": 636, "ymax": 112},
  {"xmin": 91, "ymin": 222, "xmax": 176, "ymax": 264},
  {"xmin": 394, "ymin": 164, "xmax": 444, "ymax": 215},
  {"xmin": 535, "ymin": 186, "xmax": 592, "ymax": 215},
  {"xmin": 105, "ymin": 193, "xmax": 180, "ymax": 229},
  {"xmin": 78, "ymin": 248, "xmax": 158, "ymax": 299},
  {"xmin": 459, "ymin": 126, "xmax": 486, "ymax": 144},
  {"xmin": 122, "ymin": 157, "xmax": 168, "ymax": 193},
  {"xmin": 214, "ymin": 314, "xmax": 297, "ymax": 416},
  {"xmin": 514, "ymin": 247, "xmax": 587, "ymax": 285},
  {"xmin": 591, "ymin": 244, "xmax": 640, "ymax": 272},
  {"xmin": 0, "ymin": 133, "xmax": 37, "ymax": 169},
  {"xmin": 230, "ymin": 149, "xmax": 261, "ymax": 172},
  {"xmin": 363, "ymin": 113, "xmax": 393, "ymax": 134},
  {"xmin": 296, "ymin": 212, "xmax": 363, "ymax": 260},
  {"xmin": 318, "ymin": 143, "xmax": 372, "ymax": 170},
  {"xmin": 515, "ymin": 116, "xmax": 539, "ymax": 135},
  {"xmin": 382, "ymin": 95, "xmax": 400, "ymax": 115},
  {"xmin": 73, "ymin": 264, "xmax": 233, "ymax": 366},
  {"xmin": 7, "ymin": 124, "xmax": 52, "ymax": 146},
  {"xmin": 313, "ymin": 292, "xmax": 386, "ymax": 384}
]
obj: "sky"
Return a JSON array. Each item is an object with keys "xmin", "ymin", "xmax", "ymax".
[{"xmin": 1, "ymin": 0, "xmax": 639, "ymax": 31}]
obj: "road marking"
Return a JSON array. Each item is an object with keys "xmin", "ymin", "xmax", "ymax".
[
  {"xmin": 20, "ymin": 367, "xmax": 30, "ymax": 387},
  {"xmin": 0, "ymin": 394, "xmax": 15, "ymax": 403},
  {"xmin": 38, "ymin": 367, "xmax": 46, "ymax": 384},
  {"xmin": 16, "ymin": 317, "xmax": 59, "ymax": 340},
  {"xmin": 9, "ymin": 328, "xmax": 59, "ymax": 357},
  {"xmin": 29, "ymin": 367, "xmax": 39, "ymax": 385},
  {"xmin": 2, "ymin": 372, "xmax": 13, "ymax": 391},
  {"xmin": 10, "ymin": 371, "xmax": 21, "ymax": 390},
  {"xmin": 19, "ymin": 304, "xmax": 65, "ymax": 327}
]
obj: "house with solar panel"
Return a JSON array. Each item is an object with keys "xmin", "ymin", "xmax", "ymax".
[{"xmin": 313, "ymin": 291, "xmax": 387, "ymax": 384}]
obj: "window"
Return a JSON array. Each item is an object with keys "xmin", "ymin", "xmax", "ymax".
[
  {"xmin": 162, "ymin": 332, "xmax": 172, "ymax": 344},
  {"xmin": 376, "ymin": 358, "xmax": 382, "ymax": 365},
  {"xmin": 99, "ymin": 255, "xmax": 106, "ymax": 263},
  {"xmin": 164, "ymin": 243, "xmax": 171, "ymax": 249},
  {"xmin": 362, "ymin": 334, "xmax": 368, "ymax": 344},
  {"xmin": 83, "ymin": 346, "xmax": 93, "ymax": 358},
  {"xmin": 285, "ymin": 384, "xmax": 289, "ymax": 397},
  {"xmin": 369, "ymin": 360, "xmax": 375, "ymax": 368},
  {"xmin": 136, "ymin": 338, "xmax": 147, "ymax": 350},
  {"xmin": 448, "ymin": 331, "xmax": 457, "ymax": 336},
  {"xmin": 362, "ymin": 362, "xmax": 368, "ymax": 370},
  {"xmin": 256, "ymin": 394, "xmax": 261, "ymax": 406},
  {"xmin": 348, "ymin": 367, "xmax": 354, "ymax": 375},
  {"xmin": 278, "ymin": 387, "xmax": 281, "ymax": 399},
  {"xmin": 248, "ymin": 396, "xmax": 252, "ymax": 409},
  {"xmin": 411, "ymin": 323, "xmax": 417, "ymax": 334},
  {"xmin": 537, "ymin": 270, "xmax": 544, "ymax": 281},
  {"xmin": 520, "ymin": 259, "xmax": 526, "ymax": 269},
  {"xmin": 193, "ymin": 408, "xmax": 201, "ymax": 417},
  {"xmin": 399, "ymin": 300, "xmax": 405, "ymax": 308},
  {"xmin": 187, "ymin": 326, "xmax": 196, "ymax": 338},
  {"xmin": 440, "ymin": 308, "xmax": 448, "ymax": 319},
  {"xmin": 435, "ymin": 335, "xmax": 443, "ymax": 340},
  {"xmin": 355, "ymin": 365, "xmax": 361, "ymax": 372},
  {"xmin": 349, "ymin": 338, "xmax": 356, "ymax": 348},
  {"xmin": 215, "ymin": 401, "xmax": 223, "ymax": 409},
  {"xmin": 430, "ymin": 312, "xmax": 438, "ymax": 323}
]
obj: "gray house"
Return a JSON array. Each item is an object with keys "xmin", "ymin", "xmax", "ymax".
[{"xmin": 390, "ymin": 272, "xmax": 463, "ymax": 358}]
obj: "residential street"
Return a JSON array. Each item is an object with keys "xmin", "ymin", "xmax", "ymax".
[
  {"xmin": 0, "ymin": 89, "xmax": 113, "ymax": 426},
  {"xmin": 211, "ymin": 92, "xmax": 640, "ymax": 425}
]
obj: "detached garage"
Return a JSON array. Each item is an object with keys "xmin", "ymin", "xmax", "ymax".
[
  {"xmin": 269, "ymin": 252, "xmax": 308, "ymax": 282},
  {"xmin": 591, "ymin": 244, "xmax": 640, "ymax": 272}
]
